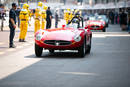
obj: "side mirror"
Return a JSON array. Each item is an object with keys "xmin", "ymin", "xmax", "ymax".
[
  {"xmin": 84, "ymin": 26, "xmax": 87, "ymax": 29},
  {"xmin": 62, "ymin": 25, "xmax": 65, "ymax": 28}
]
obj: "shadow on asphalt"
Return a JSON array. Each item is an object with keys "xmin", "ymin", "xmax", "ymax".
[
  {"xmin": 0, "ymin": 52, "xmax": 94, "ymax": 87},
  {"xmin": 25, "ymin": 51, "xmax": 91, "ymax": 59}
]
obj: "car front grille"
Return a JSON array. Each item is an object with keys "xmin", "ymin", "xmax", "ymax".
[
  {"xmin": 90, "ymin": 25, "xmax": 100, "ymax": 29},
  {"xmin": 44, "ymin": 40, "xmax": 72, "ymax": 46}
]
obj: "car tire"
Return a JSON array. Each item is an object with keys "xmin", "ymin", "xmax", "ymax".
[
  {"xmin": 49, "ymin": 49, "xmax": 54, "ymax": 53},
  {"xmin": 106, "ymin": 23, "xmax": 109, "ymax": 27},
  {"xmin": 86, "ymin": 37, "xmax": 91, "ymax": 54},
  {"xmin": 35, "ymin": 43, "xmax": 43, "ymax": 57},
  {"xmin": 103, "ymin": 28, "xmax": 106, "ymax": 32},
  {"xmin": 78, "ymin": 40, "xmax": 86, "ymax": 57}
]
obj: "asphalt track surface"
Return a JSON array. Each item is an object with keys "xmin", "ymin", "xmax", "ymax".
[{"xmin": 0, "ymin": 24, "xmax": 130, "ymax": 87}]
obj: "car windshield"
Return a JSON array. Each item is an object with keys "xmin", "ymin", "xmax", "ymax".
[
  {"xmin": 89, "ymin": 17, "xmax": 96, "ymax": 20},
  {"xmin": 97, "ymin": 16, "xmax": 103, "ymax": 20},
  {"xmin": 66, "ymin": 23, "xmax": 78, "ymax": 29},
  {"xmin": 98, "ymin": 15, "xmax": 107, "ymax": 20},
  {"xmin": 89, "ymin": 16, "xmax": 102, "ymax": 21}
]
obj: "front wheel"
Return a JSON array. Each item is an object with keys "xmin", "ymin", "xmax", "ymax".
[
  {"xmin": 78, "ymin": 40, "xmax": 86, "ymax": 57},
  {"xmin": 86, "ymin": 38, "xmax": 91, "ymax": 54},
  {"xmin": 35, "ymin": 43, "xmax": 43, "ymax": 57},
  {"xmin": 102, "ymin": 28, "xmax": 106, "ymax": 32},
  {"xmin": 106, "ymin": 23, "xmax": 109, "ymax": 27}
]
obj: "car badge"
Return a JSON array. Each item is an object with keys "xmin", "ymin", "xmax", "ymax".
[{"xmin": 56, "ymin": 42, "xmax": 59, "ymax": 46}]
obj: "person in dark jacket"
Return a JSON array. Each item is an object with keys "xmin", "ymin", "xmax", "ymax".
[
  {"xmin": 114, "ymin": 11, "xmax": 119, "ymax": 24},
  {"xmin": 109, "ymin": 10, "xmax": 114, "ymax": 24},
  {"xmin": 120, "ymin": 10, "xmax": 127, "ymax": 30},
  {"xmin": 9, "ymin": 3, "xmax": 17, "ymax": 48},
  {"xmin": 128, "ymin": 11, "xmax": 130, "ymax": 34},
  {"xmin": 46, "ymin": 7, "xmax": 52, "ymax": 29}
]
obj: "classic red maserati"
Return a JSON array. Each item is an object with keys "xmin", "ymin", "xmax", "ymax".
[
  {"xmin": 35, "ymin": 24, "xmax": 92, "ymax": 57},
  {"xmin": 85, "ymin": 17, "xmax": 106, "ymax": 32}
]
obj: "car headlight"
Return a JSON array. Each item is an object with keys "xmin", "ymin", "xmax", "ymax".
[
  {"xmin": 36, "ymin": 34, "xmax": 42, "ymax": 41},
  {"xmin": 86, "ymin": 22, "xmax": 90, "ymax": 25},
  {"xmin": 74, "ymin": 35, "xmax": 81, "ymax": 42}
]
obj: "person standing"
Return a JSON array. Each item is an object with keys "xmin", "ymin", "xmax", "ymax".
[
  {"xmin": 9, "ymin": 3, "xmax": 17, "ymax": 48},
  {"xmin": 46, "ymin": 7, "xmax": 52, "ymax": 29},
  {"xmin": 55, "ymin": 9, "xmax": 59, "ymax": 28},
  {"xmin": 109, "ymin": 10, "xmax": 114, "ymax": 24},
  {"xmin": 114, "ymin": 11, "xmax": 118, "ymax": 24},
  {"xmin": 120, "ymin": 10, "xmax": 127, "ymax": 31},
  {"xmin": 128, "ymin": 10, "xmax": 130, "ymax": 34},
  {"xmin": 0, "ymin": 4, "xmax": 6, "ymax": 20},
  {"xmin": 41, "ymin": 5, "xmax": 47, "ymax": 29},
  {"xmin": 34, "ymin": 8, "xmax": 41, "ymax": 33},
  {"xmin": 111, "ymin": 11, "xmax": 114, "ymax": 24},
  {"xmin": 16, "ymin": 6, "xmax": 21, "ymax": 28},
  {"xmin": 34, "ymin": 2, "xmax": 42, "ymax": 33},
  {"xmin": 0, "ymin": 4, "xmax": 3, "ymax": 19},
  {"xmin": 64, "ymin": 8, "xmax": 71, "ymax": 24},
  {"xmin": 19, "ymin": 4, "xmax": 29, "ymax": 42}
]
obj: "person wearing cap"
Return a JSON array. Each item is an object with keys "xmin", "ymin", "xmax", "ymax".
[
  {"xmin": 19, "ymin": 3, "xmax": 29, "ymax": 42},
  {"xmin": 9, "ymin": 3, "xmax": 17, "ymax": 48},
  {"xmin": 41, "ymin": 5, "xmax": 47, "ymax": 29},
  {"xmin": 34, "ymin": 2, "xmax": 42, "ymax": 33}
]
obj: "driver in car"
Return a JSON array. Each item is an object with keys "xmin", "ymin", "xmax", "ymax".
[{"xmin": 68, "ymin": 11, "xmax": 84, "ymax": 28}]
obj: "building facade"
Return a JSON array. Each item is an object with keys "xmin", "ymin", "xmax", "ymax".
[
  {"xmin": 0, "ymin": 0, "xmax": 18, "ymax": 9},
  {"xmin": 3, "ymin": 0, "xmax": 129, "ymax": 9},
  {"xmin": 93, "ymin": 0, "xmax": 130, "ymax": 8}
]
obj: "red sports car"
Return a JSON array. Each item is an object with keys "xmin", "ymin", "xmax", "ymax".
[
  {"xmin": 35, "ymin": 24, "xmax": 92, "ymax": 57},
  {"xmin": 85, "ymin": 17, "xmax": 106, "ymax": 32}
]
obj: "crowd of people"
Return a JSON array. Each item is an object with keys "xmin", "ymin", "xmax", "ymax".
[
  {"xmin": 106, "ymin": 9, "xmax": 130, "ymax": 33},
  {"xmin": 8, "ymin": 2, "xmax": 53, "ymax": 48},
  {"xmin": 90, "ymin": 9, "xmax": 130, "ymax": 33},
  {"xmin": 108, "ymin": 10, "xmax": 129, "ymax": 29},
  {"xmin": 7, "ymin": 2, "xmax": 83, "ymax": 48}
]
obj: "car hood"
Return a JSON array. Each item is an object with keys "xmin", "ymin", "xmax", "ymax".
[{"xmin": 41, "ymin": 28, "xmax": 82, "ymax": 41}]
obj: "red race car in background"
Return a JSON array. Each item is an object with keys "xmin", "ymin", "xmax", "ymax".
[
  {"xmin": 85, "ymin": 16, "xmax": 106, "ymax": 32},
  {"xmin": 35, "ymin": 23, "xmax": 92, "ymax": 57}
]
